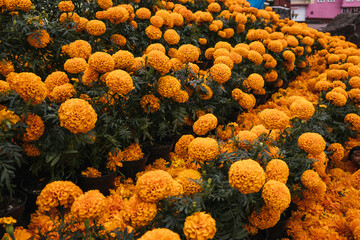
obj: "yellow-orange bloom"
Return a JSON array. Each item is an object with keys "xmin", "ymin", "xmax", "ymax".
[
  {"xmin": 58, "ymin": 98, "xmax": 97, "ymax": 134},
  {"xmin": 261, "ymin": 180, "xmax": 291, "ymax": 212},
  {"xmin": 88, "ymin": 52, "xmax": 115, "ymax": 73},
  {"xmin": 136, "ymin": 170, "xmax": 173, "ymax": 203},
  {"xmin": 210, "ymin": 63, "xmax": 231, "ymax": 84},
  {"xmin": 58, "ymin": 1, "xmax": 74, "ymax": 12},
  {"xmin": 112, "ymin": 50, "xmax": 134, "ymax": 70},
  {"xmin": 188, "ymin": 137, "xmax": 219, "ymax": 162},
  {"xmin": 174, "ymin": 134, "xmax": 195, "ymax": 158},
  {"xmin": 139, "ymin": 228, "xmax": 180, "ymax": 240},
  {"xmin": 248, "ymin": 206, "xmax": 281, "ymax": 230},
  {"xmin": 27, "ymin": 30, "xmax": 50, "ymax": 48},
  {"xmin": 229, "ymin": 159, "xmax": 266, "ymax": 194},
  {"xmin": 106, "ymin": 70, "xmax": 134, "ymax": 95},
  {"xmin": 37, "ymin": 181, "xmax": 83, "ymax": 212},
  {"xmin": 183, "ymin": 212, "xmax": 216, "ymax": 240},
  {"xmin": 86, "ymin": 20, "xmax": 106, "ymax": 36},
  {"xmin": 290, "ymin": 98, "xmax": 315, "ymax": 120},
  {"xmin": 258, "ymin": 109, "xmax": 289, "ymax": 130},
  {"xmin": 298, "ymin": 132, "xmax": 326, "ymax": 155},
  {"xmin": 71, "ymin": 190, "xmax": 106, "ymax": 221},
  {"xmin": 49, "ymin": 83, "xmax": 76, "ymax": 103},
  {"xmin": 64, "ymin": 58, "xmax": 87, "ymax": 74},
  {"xmin": 140, "ymin": 94, "xmax": 160, "ymax": 113},
  {"xmin": 13, "ymin": 72, "xmax": 47, "ymax": 105},
  {"xmin": 157, "ymin": 75, "xmax": 181, "ymax": 98},
  {"xmin": 193, "ymin": 113, "xmax": 217, "ymax": 136},
  {"xmin": 345, "ymin": 113, "xmax": 360, "ymax": 132},
  {"xmin": 122, "ymin": 195, "xmax": 157, "ymax": 228},
  {"xmin": 265, "ymin": 159, "xmax": 289, "ymax": 184},
  {"xmin": 176, "ymin": 169, "xmax": 202, "ymax": 195},
  {"xmin": 45, "ymin": 71, "xmax": 69, "ymax": 92},
  {"xmin": 177, "ymin": 44, "xmax": 200, "ymax": 63},
  {"xmin": 301, "ymin": 169, "xmax": 322, "ymax": 189}
]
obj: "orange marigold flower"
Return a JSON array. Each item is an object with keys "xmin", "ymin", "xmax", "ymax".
[
  {"xmin": 247, "ymin": 50, "xmax": 263, "ymax": 65},
  {"xmin": 140, "ymin": 94, "xmax": 160, "ymax": 113},
  {"xmin": 236, "ymin": 130, "xmax": 258, "ymax": 149},
  {"xmin": 282, "ymin": 50, "xmax": 295, "ymax": 62},
  {"xmin": 249, "ymin": 41, "xmax": 265, "ymax": 55},
  {"xmin": 1, "ymin": 227, "xmax": 32, "ymax": 240},
  {"xmin": 110, "ymin": 34, "xmax": 126, "ymax": 48},
  {"xmin": 146, "ymin": 50, "xmax": 170, "ymax": 74},
  {"xmin": 106, "ymin": 6, "xmax": 129, "ymax": 24},
  {"xmin": 123, "ymin": 143, "xmax": 144, "ymax": 161},
  {"xmin": 49, "ymin": 83, "xmax": 76, "ymax": 103},
  {"xmin": 247, "ymin": 73, "xmax": 264, "ymax": 90},
  {"xmin": 58, "ymin": 98, "xmax": 97, "ymax": 134},
  {"xmin": 60, "ymin": 12, "xmax": 80, "ymax": 25},
  {"xmin": 58, "ymin": 1, "xmax": 74, "ymax": 12},
  {"xmin": 350, "ymin": 76, "xmax": 360, "ymax": 89},
  {"xmin": 0, "ymin": 61, "xmax": 14, "ymax": 77},
  {"xmin": 173, "ymin": 90, "xmax": 189, "ymax": 103},
  {"xmin": 106, "ymin": 148, "xmax": 123, "ymax": 171},
  {"xmin": 127, "ymin": 57, "xmax": 145, "ymax": 73},
  {"xmin": 37, "ymin": 181, "xmax": 83, "ymax": 212},
  {"xmin": 71, "ymin": 190, "xmax": 106, "ymax": 221},
  {"xmin": 106, "ymin": 70, "xmax": 134, "ymax": 95},
  {"xmin": 97, "ymin": 0, "xmax": 112, "ymax": 9},
  {"xmin": 0, "ymin": 217, "xmax": 16, "ymax": 226},
  {"xmin": 214, "ymin": 55, "xmax": 233, "ymax": 69},
  {"xmin": 45, "ymin": 71, "xmax": 69, "ymax": 92},
  {"xmin": 265, "ymin": 159, "xmax": 289, "ymax": 184},
  {"xmin": 349, "ymin": 88, "xmax": 360, "ymax": 102},
  {"xmin": 164, "ymin": 29, "xmax": 180, "ymax": 45},
  {"xmin": 177, "ymin": 44, "xmax": 200, "ymax": 63},
  {"xmin": 122, "ymin": 195, "xmax": 157, "ymax": 228},
  {"xmin": 193, "ymin": 113, "xmax": 218, "ymax": 136},
  {"xmin": 135, "ymin": 170, "xmax": 173, "ymax": 203},
  {"xmin": 229, "ymin": 159, "xmax": 266, "ymax": 194},
  {"xmin": 200, "ymin": 84, "xmax": 213, "ymax": 100},
  {"xmin": 188, "ymin": 137, "xmax": 219, "ymax": 162},
  {"xmin": 261, "ymin": 180, "xmax": 291, "ymax": 212},
  {"xmin": 157, "ymin": 75, "xmax": 181, "ymax": 98},
  {"xmin": 326, "ymin": 91, "xmax": 347, "ymax": 107},
  {"xmin": 81, "ymin": 167, "xmax": 102, "ymax": 178},
  {"xmin": 145, "ymin": 25, "xmax": 162, "ymax": 40},
  {"xmin": 298, "ymin": 132, "xmax": 326, "ymax": 155},
  {"xmin": 16, "ymin": 0, "xmax": 32, "ymax": 11},
  {"xmin": 27, "ymin": 30, "xmax": 50, "ymax": 48},
  {"xmin": 86, "ymin": 20, "xmax": 106, "ymax": 36},
  {"xmin": 88, "ymin": 52, "xmax": 115, "ymax": 73},
  {"xmin": 285, "ymin": 35, "xmax": 299, "ymax": 47},
  {"xmin": 0, "ymin": 109, "xmax": 20, "ymax": 130},
  {"xmin": 345, "ymin": 113, "xmax": 360, "ymax": 132},
  {"xmin": 290, "ymin": 98, "xmax": 315, "ymax": 120},
  {"xmin": 156, "ymin": 9, "xmax": 174, "ymax": 27},
  {"xmin": 258, "ymin": 109, "xmax": 289, "ymax": 130},
  {"xmin": 210, "ymin": 63, "xmax": 231, "ymax": 84},
  {"xmin": 351, "ymin": 169, "xmax": 360, "ymax": 190},
  {"xmin": 327, "ymin": 143, "xmax": 344, "ymax": 162},
  {"xmin": 264, "ymin": 70, "xmax": 278, "ymax": 82},
  {"xmin": 64, "ymin": 58, "xmax": 88, "ymax": 74},
  {"xmin": 136, "ymin": 7, "xmax": 151, "ymax": 19},
  {"xmin": 267, "ymin": 40, "xmax": 284, "ymax": 53},
  {"xmin": 22, "ymin": 143, "xmax": 41, "ymax": 157},
  {"xmin": 216, "ymin": 122, "xmax": 239, "ymax": 140},
  {"xmin": 65, "ymin": 40, "xmax": 92, "ymax": 59},
  {"xmin": 139, "ymin": 228, "xmax": 180, "ymax": 240},
  {"xmin": 82, "ymin": 66, "xmax": 99, "ymax": 87},
  {"xmin": 22, "ymin": 113, "xmax": 44, "ymax": 142},
  {"xmin": 248, "ymin": 206, "xmax": 281, "ymax": 230},
  {"xmin": 0, "ymin": 80, "xmax": 10, "ymax": 94},
  {"xmin": 301, "ymin": 169, "xmax": 322, "ymax": 189},
  {"xmin": 232, "ymin": 89, "xmax": 256, "ymax": 110},
  {"xmin": 183, "ymin": 212, "xmax": 216, "ymax": 240},
  {"xmin": 176, "ymin": 169, "xmax": 202, "ymax": 195},
  {"xmin": 76, "ymin": 17, "xmax": 88, "ymax": 32},
  {"xmin": 112, "ymin": 50, "xmax": 134, "ymax": 70},
  {"xmin": 175, "ymin": 134, "xmax": 195, "ymax": 158}
]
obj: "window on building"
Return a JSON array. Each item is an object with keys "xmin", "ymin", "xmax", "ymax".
[
  {"xmin": 328, "ymin": 0, "xmax": 335, "ymax": 2},
  {"xmin": 342, "ymin": 8, "xmax": 347, "ymax": 12},
  {"xmin": 346, "ymin": 0, "xmax": 353, "ymax": 2},
  {"xmin": 318, "ymin": 0, "xmax": 325, "ymax": 2}
]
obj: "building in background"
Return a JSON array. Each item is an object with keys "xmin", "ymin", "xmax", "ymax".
[
  {"xmin": 267, "ymin": 0, "xmax": 292, "ymax": 19},
  {"xmin": 290, "ymin": 0, "xmax": 360, "ymax": 22}
]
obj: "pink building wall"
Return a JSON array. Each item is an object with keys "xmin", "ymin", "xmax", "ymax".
[
  {"xmin": 342, "ymin": 1, "xmax": 360, "ymax": 7},
  {"xmin": 305, "ymin": 0, "xmax": 342, "ymax": 19}
]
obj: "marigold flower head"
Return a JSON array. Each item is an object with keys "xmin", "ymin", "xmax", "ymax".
[
  {"xmin": 146, "ymin": 50, "xmax": 170, "ymax": 74},
  {"xmin": 258, "ymin": 109, "xmax": 289, "ymax": 130},
  {"xmin": 351, "ymin": 169, "xmax": 360, "ymax": 190},
  {"xmin": 64, "ymin": 58, "xmax": 87, "ymax": 74},
  {"xmin": 135, "ymin": 170, "xmax": 173, "ymax": 203},
  {"xmin": 248, "ymin": 50, "xmax": 263, "ymax": 65},
  {"xmin": 140, "ymin": 94, "xmax": 160, "ymax": 113},
  {"xmin": 88, "ymin": 52, "xmax": 115, "ymax": 73},
  {"xmin": 0, "ymin": 217, "xmax": 16, "ymax": 226},
  {"xmin": 111, "ymin": 34, "xmax": 126, "ymax": 47},
  {"xmin": 157, "ymin": 75, "xmax": 181, "ymax": 98},
  {"xmin": 122, "ymin": 195, "xmax": 157, "ymax": 228},
  {"xmin": 200, "ymin": 84, "xmax": 213, "ymax": 100},
  {"xmin": 22, "ymin": 114, "xmax": 44, "ymax": 143},
  {"xmin": 105, "ymin": 70, "xmax": 134, "ymax": 95},
  {"xmin": 229, "ymin": 159, "xmax": 266, "ymax": 194},
  {"xmin": 290, "ymin": 98, "xmax": 315, "ymax": 120},
  {"xmin": 139, "ymin": 228, "xmax": 180, "ymax": 240},
  {"xmin": 349, "ymin": 88, "xmax": 360, "ymax": 102},
  {"xmin": 59, "ymin": 12, "xmax": 80, "ymax": 25},
  {"xmin": 214, "ymin": 55, "xmax": 234, "ymax": 69},
  {"xmin": 97, "ymin": 0, "xmax": 112, "ymax": 9},
  {"xmin": 249, "ymin": 41, "xmax": 265, "ymax": 55},
  {"xmin": 81, "ymin": 66, "xmax": 99, "ymax": 87},
  {"xmin": 177, "ymin": 44, "xmax": 200, "ymax": 63},
  {"xmin": 236, "ymin": 130, "xmax": 258, "ymax": 149},
  {"xmin": 193, "ymin": 113, "xmax": 217, "ymax": 136},
  {"xmin": 13, "ymin": 72, "xmax": 46, "ymax": 105},
  {"xmin": 261, "ymin": 180, "xmax": 291, "ymax": 212},
  {"xmin": 183, "ymin": 212, "xmax": 216, "ymax": 240},
  {"xmin": 267, "ymin": 40, "xmax": 284, "ymax": 53},
  {"xmin": 173, "ymin": 90, "xmax": 189, "ymax": 103},
  {"xmin": 145, "ymin": 25, "xmax": 162, "ymax": 40},
  {"xmin": 0, "ymin": 80, "xmax": 10, "ymax": 94},
  {"xmin": 27, "ymin": 30, "xmax": 50, "ymax": 48},
  {"xmin": 155, "ymin": 9, "xmax": 174, "ymax": 27},
  {"xmin": 106, "ymin": 6, "xmax": 129, "ymax": 24},
  {"xmin": 49, "ymin": 83, "xmax": 76, "ymax": 103},
  {"xmin": 0, "ymin": 61, "xmax": 14, "ymax": 77},
  {"xmin": 298, "ymin": 132, "xmax": 326, "ymax": 155},
  {"xmin": 301, "ymin": 169, "xmax": 322, "ymax": 189},
  {"xmin": 123, "ymin": 143, "xmax": 144, "ymax": 161},
  {"xmin": 1, "ymin": 226, "xmax": 32, "ymax": 240},
  {"xmin": 210, "ymin": 63, "xmax": 231, "ymax": 84},
  {"xmin": 44, "ymin": 71, "xmax": 69, "ymax": 92},
  {"xmin": 71, "ymin": 190, "xmax": 106, "ymax": 221},
  {"xmin": 37, "ymin": 181, "xmax": 83, "ymax": 212},
  {"xmin": 58, "ymin": 1, "xmax": 74, "ymax": 12},
  {"xmin": 81, "ymin": 167, "xmax": 102, "ymax": 178},
  {"xmin": 175, "ymin": 134, "xmax": 195, "ymax": 158},
  {"xmin": 127, "ymin": 57, "xmax": 145, "ymax": 73},
  {"xmin": 345, "ymin": 113, "xmax": 360, "ymax": 132},
  {"xmin": 85, "ymin": 20, "xmax": 106, "ymax": 36},
  {"xmin": 326, "ymin": 91, "xmax": 347, "ymax": 107},
  {"xmin": 65, "ymin": 40, "xmax": 92, "ymax": 60},
  {"xmin": 188, "ymin": 137, "xmax": 219, "ymax": 162},
  {"xmin": 265, "ymin": 159, "xmax": 289, "ymax": 184},
  {"xmin": 164, "ymin": 29, "xmax": 180, "ymax": 45},
  {"xmin": 327, "ymin": 143, "xmax": 344, "ymax": 162},
  {"xmin": 58, "ymin": 98, "xmax": 97, "ymax": 134},
  {"xmin": 246, "ymin": 73, "xmax": 264, "ymax": 90},
  {"xmin": 136, "ymin": 7, "xmax": 151, "ymax": 19},
  {"xmin": 248, "ymin": 206, "xmax": 281, "ymax": 230}
]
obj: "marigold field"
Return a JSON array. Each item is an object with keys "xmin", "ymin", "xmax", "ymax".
[{"xmin": 1, "ymin": 0, "xmax": 360, "ymax": 239}]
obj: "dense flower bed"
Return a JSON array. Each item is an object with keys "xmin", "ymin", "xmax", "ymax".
[{"xmin": 0, "ymin": 0, "xmax": 360, "ymax": 239}]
